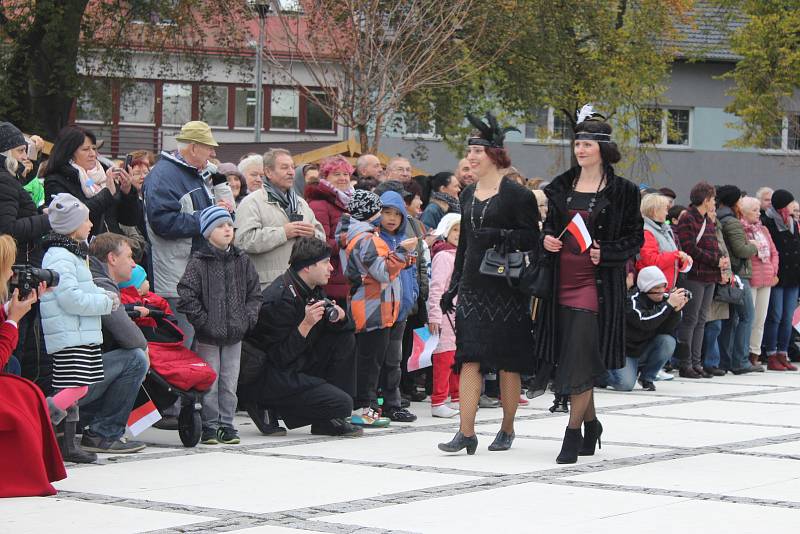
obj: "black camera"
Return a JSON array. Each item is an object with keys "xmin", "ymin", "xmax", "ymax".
[
  {"xmin": 683, "ymin": 289, "xmax": 693, "ymax": 300},
  {"xmin": 310, "ymin": 297, "xmax": 340, "ymax": 322},
  {"xmin": 10, "ymin": 264, "xmax": 60, "ymax": 298}
]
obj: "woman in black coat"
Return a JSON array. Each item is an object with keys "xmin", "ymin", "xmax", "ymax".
[
  {"xmin": 0, "ymin": 122, "xmax": 50, "ymax": 264},
  {"xmin": 42, "ymin": 125, "xmax": 140, "ymax": 237},
  {"xmin": 536, "ymin": 111, "xmax": 643, "ymax": 464},
  {"xmin": 437, "ymin": 113, "xmax": 539, "ymax": 455}
]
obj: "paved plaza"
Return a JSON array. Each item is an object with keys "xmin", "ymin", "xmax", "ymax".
[{"xmin": 5, "ymin": 371, "xmax": 800, "ymax": 533}]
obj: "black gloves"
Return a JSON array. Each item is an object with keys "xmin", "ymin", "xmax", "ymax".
[{"xmin": 440, "ymin": 288, "xmax": 457, "ymax": 315}]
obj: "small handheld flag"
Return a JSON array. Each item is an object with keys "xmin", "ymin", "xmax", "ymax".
[
  {"xmin": 407, "ymin": 326, "xmax": 439, "ymax": 372},
  {"xmin": 793, "ymin": 306, "xmax": 800, "ymax": 335},
  {"xmin": 127, "ymin": 387, "xmax": 161, "ymax": 436},
  {"xmin": 560, "ymin": 213, "xmax": 592, "ymax": 252}
]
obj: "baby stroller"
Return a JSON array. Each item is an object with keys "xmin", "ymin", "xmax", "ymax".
[{"xmin": 124, "ymin": 294, "xmax": 216, "ymax": 447}]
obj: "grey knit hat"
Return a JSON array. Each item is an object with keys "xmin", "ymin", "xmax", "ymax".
[
  {"xmin": 48, "ymin": 193, "xmax": 90, "ymax": 235},
  {"xmin": 0, "ymin": 122, "xmax": 26, "ymax": 153}
]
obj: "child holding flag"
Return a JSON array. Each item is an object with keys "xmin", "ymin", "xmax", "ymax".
[{"xmin": 426, "ymin": 213, "xmax": 461, "ymax": 418}]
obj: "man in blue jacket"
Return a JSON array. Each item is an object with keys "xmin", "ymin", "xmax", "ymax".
[{"xmin": 143, "ymin": 121, "xmax": 226, "ymax": 348}]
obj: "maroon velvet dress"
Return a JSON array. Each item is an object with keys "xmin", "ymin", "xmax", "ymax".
[{"xmin": 553, "ymin": 192, "xmax": 606, "ymax": 394}]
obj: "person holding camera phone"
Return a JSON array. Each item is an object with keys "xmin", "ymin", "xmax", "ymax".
[
  {"xmin": 0, "ymin": 234, "xmax": 68, "ymax": 497},
  {"xmin": 235, "ymin": 148, "xmax": 324, "ymax": 290},
  {"xmin": 177, "ymin": 207, "xmax": 262, "ymax": 445},
  {"xmin": 604, "ymin": 266, "xmax": 688, "ymax": 392},
  {"xmin": 238, "ymin": 237, "xmax": 363, "ymax": 437}
]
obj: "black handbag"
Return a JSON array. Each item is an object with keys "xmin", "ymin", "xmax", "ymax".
[
  {"xmin": 519, "ymin": 256, "xmax": 553, "ymax": 299},
  {"xmin": 478, "ymin": 243, "xmax": 527, "ymax": 287},
  {"xmin": 714, "ymin": 280, "xmax": 745, "ymax": 305}
]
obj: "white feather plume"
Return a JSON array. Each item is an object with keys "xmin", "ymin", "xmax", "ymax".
[{"xmin": 576, "ymin": 104, "xmax": 595, "ymax": 125}]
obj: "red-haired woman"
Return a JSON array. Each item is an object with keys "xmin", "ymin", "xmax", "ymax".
[
  {"xmin": 437, "ymin": 113, "xmax": 539, "ymax": 455},
  {"xmin": 305, "ymin": 155, "xmax": 356, "ymax": 305}
]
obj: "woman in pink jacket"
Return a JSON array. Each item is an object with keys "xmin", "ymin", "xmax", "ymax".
[
  {"xmin": 427, "ymin": 213, "xmax": 461, "ymax": 418},
  {"xmin": 740, "ymin": 197, "xmax": 782, "ymax": 369}
]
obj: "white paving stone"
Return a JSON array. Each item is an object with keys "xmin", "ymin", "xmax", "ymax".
[
  {"xmin": 730, "ymin": 389, "xmax": 800, "ymax": 405},
  {"xmin": 0, "ymin": 497, "xmax": 214, "ymax": 533},
  {"xmin": 229, "ymin": 527, "xmax": 329, "ymax": 534},
  {"xmin": 633, "ymin": 379, "xmax": 779, "ymax": 398},
  {"xmin": 315, "ymin": 482, "xmax": 686, "ymax": 532},
  {"xmin": 615, "ymin": 399, "xmax": 800, "ymax": 427},
  {"xmin": 476, "ymin": 413, "xmax": 799, "ymax": 447},
  {"xmin": 741, "ymin": 440, "xmax": 800, "ymax": 456},
  {"xmin": 54, "ymin": 452, "xmax": 477, "ymax": 514},
  {"xmin": 258, "ymin": 430, "xmax": 666, "ymax": 474},
  {"xmin": 567, "ymin": 452, "xmax": 800, "ymax": 502}
]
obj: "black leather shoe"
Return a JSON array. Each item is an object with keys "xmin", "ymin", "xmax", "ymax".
[
  {"xmin": 731, "ymin": 366, "xmax": 755, "ymax": 375},
  {"xmin": 152, "ymin": 415, "xmax": 179, "ymax": 431},
  {"xmin": 639, "ymin": 378, "xmax": 656, "ymax": 391},
  {"xmin": 438, "ymin": 431, "xmax": 478, "ymax": 455},
  {"xmin": 311, "ymin": 418, "xmax": 364, "ymax": 437},
  {"xmin": 704, "ymin": 366, "xmax": 726, "ymax": 376},
  {"xmin": 679, "ymin": 366, "xmax": 702, "ymax": 379},
  {"xmin": 488, "ymin": 430, "xmax": 515, "ymax": 451},
  {"xmin": 694, "ymin": 365, "xmax": 712, "ymax": 378},
  {"xmin": 556, "ymin": 427, "xmax": 583, "ymax": 464},
  {"xmin": 579, "ymin": 419, "xmax": 602, "ymax": 456}
]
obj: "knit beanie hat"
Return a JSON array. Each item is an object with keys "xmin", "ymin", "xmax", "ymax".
[
  {"xmin": 217, "ymin": 162, "xmax": 243, "ymax": 180},
  {"xmin": 48, "ymin": 193, "xmax": 90, "ymax": 235},
  {"xmin": 119, "ymin": 264, "xmax": 147, "ymax": 289},
  {"xmin": 637, "ymin": 266, "xmax": 668, "ymax": 293},
  {"xmin": 348, "ymin": 189, "xmax": 382, "ymax": 221},
  {"xmin": 716, "ymin": 185, "xmax": 742, "ymax": 208},
  {"xmin": 199, "ymin": 206, "xmax": 234, "ymax": 239},
  {"xmin": 0, "ymin": 122, "xmax": 26, "ymax": 153},
  {"xmin": 772, "ymin": 189, "xmax": 794, "ymax": 210}
]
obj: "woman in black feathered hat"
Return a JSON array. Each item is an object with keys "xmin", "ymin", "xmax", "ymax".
[
  {"xmin": 436, "ymin": 112, "xmax": 540, "ymax": 455},
  {"xmin": 535, "ymin": 105, "xmax": 644, "ymax": 464}
]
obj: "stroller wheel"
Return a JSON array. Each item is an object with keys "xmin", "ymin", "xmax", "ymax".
[{"xmin": 178, "ymin": 405, "xmax": 202, "ymax": 447}]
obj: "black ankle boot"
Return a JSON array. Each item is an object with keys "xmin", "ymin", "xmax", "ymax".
[
  {"xmin": 487, "ymin": 430, "xmax": 515, "ymax": 451},
  {"xmin": 578, "ymin": 419, "xmax": 603, "ymax": 456},
  {"xmin": 59, "ymin": 421, "xmax": 97, "ymax": 464},
  {"xmin": 556, "ymin": 427, "xmax": 583, "ymax": 464},
  {"xmin": 438, "ymin": 431, "xmax": 478, "ymax": 455}
]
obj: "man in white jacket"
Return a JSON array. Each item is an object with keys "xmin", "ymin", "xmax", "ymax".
[{"xmin": 235, "ymin": 149, "xmax": 324, "ymax": 289}]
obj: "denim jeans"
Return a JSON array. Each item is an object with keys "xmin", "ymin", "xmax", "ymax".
[
  {"xmin": 719, "ymin": 279, "xmax": 755, "ymax": 370},
  {"xmin": 763, "ymin": 286, "xmax": 800, "ymax": 354},
  {"xmin": 606, "ymin": 334, "xmax": 676, "ymax": 391},
  {"xmin": 703, "ymin": 320, "xmax": 723, "ymax": 369},
  {"xmin": 79, "ymin": 347, "xmax": 149, "ymax": 440}
]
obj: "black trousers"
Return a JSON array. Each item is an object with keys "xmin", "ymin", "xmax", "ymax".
[{"xmin": 355, "ymin": 327, "xmax": 393, "ymax": 410}]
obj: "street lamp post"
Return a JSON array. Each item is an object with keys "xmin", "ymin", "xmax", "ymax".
[{"xmin": 251, "ymin": 0, "xmax": 271, "ymax": 143}]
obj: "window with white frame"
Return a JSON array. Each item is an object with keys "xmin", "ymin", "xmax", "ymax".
[
  {"xmin": 162, "ymin": 83, "xmax": 192, "ymax": 126},
  {"xmin": 639, "ymin": 107, "xmax": 691, "ymax": 147},
  {"xmin": 199, "ymin": 85, "xmax": 228, "ymax": 127},
  {"xmin": 270, "ymin": 88, "xmax": 299, "ymax": 130},
  {"xmin": 763, "ymin": 114, "xmax": 800, "ymax": 151},
  {"xmin": 235, "ymin": 87, "xmax": 257, "ymax": 128},
  {"xmin": 524, "ymin": 107, "xmax": 570, "ymax": 142},
  {"xmin": 76, "ymin": 79, "xmax": 113, "ymax": 123},
  {"xmin": 119, "ymin": 81, "xmax": 155, "ymax": 124},
  {"xmin": 305, "ymin": 90, "xmax": 335, "ymax": 131}
]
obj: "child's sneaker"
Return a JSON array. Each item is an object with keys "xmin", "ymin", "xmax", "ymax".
[
  {"xmin": 431, "ymin": 404, "xmax": 460, "ymax": 418},
  {"xmin": 201, "ymin": 428, "xmax": 218, "ymax": 445},
  {"xmin": 350, "ymin": 407, "xmax": 390, "ymax": 427},
  {"xmin": 217, "ymin": 426, "xmax": 240, "ymax": 444},
  {"xmin": 383, "ymin": 406, "xmax": 417, "ymax": 422}
]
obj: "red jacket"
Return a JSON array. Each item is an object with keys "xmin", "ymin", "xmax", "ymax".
[
  {"xmin": 636, "ymin": 231, "xmax": 682, "ymax": 290},
  {"xmin": 120, "ymin": 286, "xmax": 173, "ymax": 328},
  {"xmin": 306, "ymin": 181, "xmax": 349, "ymax": 301},
  {"xmin": 0, "ymin": 308, "xmax": 66, "ymax": 497}
]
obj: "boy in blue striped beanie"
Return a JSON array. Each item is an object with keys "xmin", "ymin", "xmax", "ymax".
[{"xmin": 177, "ymin": 205, "xmax": 262, "ymax": 444}]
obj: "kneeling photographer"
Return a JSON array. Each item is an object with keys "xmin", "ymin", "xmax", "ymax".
[
  {"xmin": 239, "ymin": 237, "xmax": 362, "ymax": 437},
  {"xmin": 604, "ymin": 266, "xmax": 689, "ymax": 392}
]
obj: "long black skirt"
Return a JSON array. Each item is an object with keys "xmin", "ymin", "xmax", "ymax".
[{"xmin": 552, "ymin": 306, "xmax": 606, "ymax": 395}]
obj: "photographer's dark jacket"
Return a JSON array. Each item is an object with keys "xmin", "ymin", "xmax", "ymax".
[
  {"xmin": 88, "ymin": 256, "xmax": 148, "ymax": 353},
  {"xmin": 245, "ymin": 269, "xmax": 353, "ymax": 401},
  {"xmin": 625, "ymin": 289, "xmax": 682, "ymax": 357},
  {"xmin": 177, "ymin": 242, "xmax": 262, "ymax": 346},
  {"xmin": 534, "ymin": 166, "xmax": 644, "ymax": 371}
]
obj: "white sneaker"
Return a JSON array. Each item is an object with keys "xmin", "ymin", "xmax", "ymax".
[
  {"xmin": 447, "ymin": 401, "xmax": 460, "ymax": 411},
  {"xmin": 655, "ymin": 369, "xmax": 674, "ymax": 381},
  {"xmin": 431, "ymin": 404, "xmax": 460, "ymax": 418}
]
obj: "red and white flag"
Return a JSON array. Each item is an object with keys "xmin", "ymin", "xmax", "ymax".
[
  {"xmin": 127, "ymin": 399, "xmax": 161, "ymax": 437},
  {"xmin": 793, "ymin": 306, "xmax": 800, "ymax": 335},
  {"xmin": 565, "ymin": 213, "xmax": 592, "ymax": 252},
  {"xmin": 407, "ymin": 326, "xmax": 439, "ymax": 372}
]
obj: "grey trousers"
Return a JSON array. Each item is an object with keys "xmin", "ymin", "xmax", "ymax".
[
  {"xmin": 196, "ymin": 341, "xmax": 242, "ymax": 430},
  {"xmin": 165, "ymin": 297, "xmax": 196, "ymax": 350},
  {"xmin": 676, "ymin": 279, "xmax": 716, "ymax": 367}
]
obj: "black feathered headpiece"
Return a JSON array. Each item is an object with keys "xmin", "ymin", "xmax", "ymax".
[{"xmin": 466, "ymin": 112, "xmax": 519, "ymax": 149}]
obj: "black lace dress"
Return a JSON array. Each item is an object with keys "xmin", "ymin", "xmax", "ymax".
[{"xmin": 450, "ymin": 178, "xmax": 540, "ymax": 373}]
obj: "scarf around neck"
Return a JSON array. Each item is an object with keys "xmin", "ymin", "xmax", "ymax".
[
  {"xmin": 741, "ymin": 218, "xmax": 772, "ymax": 263},
  {"xmin": 71, "ymin": 161, "xmax": 108, "ymax": 198},
  {"xmin": 43, "ymin": 231, "xmax": 88, "ymax": 259},
  {"xmin": 263, "ymin": 179, "xmax": 299, "ymax": 217},
  {"xmin": 643, "ymin": 216, "xmax": 678, "ymax": 252},
  {"xmin": 432, "ymin": 191, "xmax": 461, "ymax": 214},
  {"xmin": 766, "ymin": 206, "xmax": 795, "ymax": 235},
  {"xmin": 320, "ymin": 179, "xmax": 354, "ymax": 209}
]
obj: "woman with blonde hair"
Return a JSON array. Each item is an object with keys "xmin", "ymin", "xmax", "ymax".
[
  {"xmin": 0, "ymin": 234, "xmax": 67, "ymax": 497},
  {"xmin": 636, "ymin": 193, "xmax": 691, "ymax": 291}
]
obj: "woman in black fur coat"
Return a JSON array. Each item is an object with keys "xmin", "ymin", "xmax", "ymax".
[
  {"xmin": 437, "ymin": 113, "xmax": 539, "ymax": 455},
  {"xmin": 536, "ymin": 109, "xmax": 643, "ymax": 464}
]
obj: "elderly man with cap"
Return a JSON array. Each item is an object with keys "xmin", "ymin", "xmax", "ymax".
[
  {"xmin": 143, "ymin": 121, "xmax": 230, "ymax": 350},
  {"xmin": 604, "ymin": 266, "xmax": 689, "ymax": 392},
  {"xmin": 235, "ymin": 148, "xmax": 324, "ymax": 290}
]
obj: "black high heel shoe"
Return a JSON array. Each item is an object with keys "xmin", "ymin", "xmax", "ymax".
[
  {"xmin": 556, "ymin": 427, "xmax": 583, "ymax": 464},
  {"xmin": 488, "ymin": 430, "xmax": 515, "ymax": 451},
  {"xmin": 579, "ymin": 419, "xmax": 603, "ymax": 456},
  {"xmin": 438, "ymin": 431, "xmax": 478, "ymax": 455}
]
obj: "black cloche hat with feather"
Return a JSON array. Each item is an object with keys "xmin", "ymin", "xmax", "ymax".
[{"xmin": 466, "ymin": 112, "xmax": 519, "ymax": 149}]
